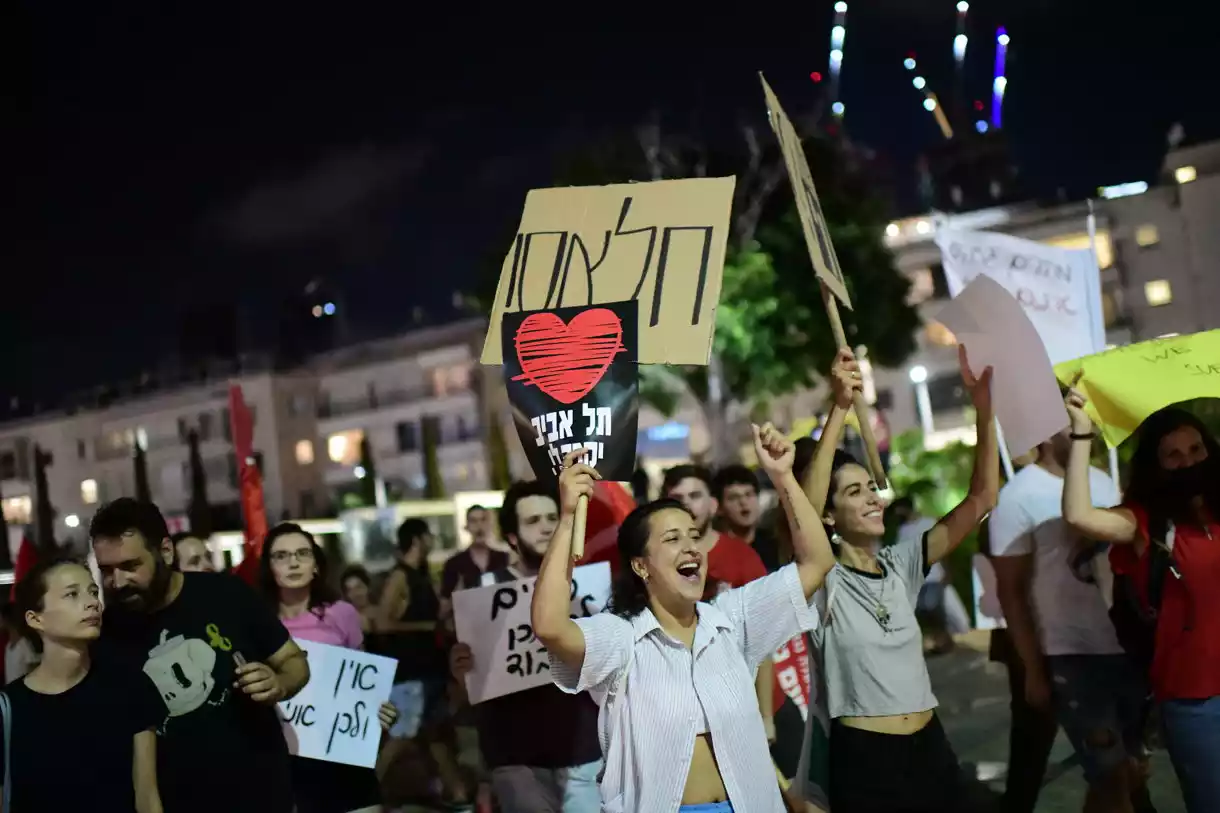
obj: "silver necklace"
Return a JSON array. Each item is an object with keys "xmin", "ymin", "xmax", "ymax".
[{"xmin": 843, "ymin": 564, "xmax": 891, "ymax": 632}]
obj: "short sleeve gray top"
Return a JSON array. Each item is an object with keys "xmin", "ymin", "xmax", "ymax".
[{"xmin": 811, "ymin": 534, "xmax": 938, "ymax": 719}]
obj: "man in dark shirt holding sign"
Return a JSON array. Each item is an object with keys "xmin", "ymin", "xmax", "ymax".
[
  {"xmin": 90, "ymin": 498, "xmax": 310, "ymax": 813},
  {"xmin": 450, "ymin": 480, "xmax": 602, "ymax": 813}
]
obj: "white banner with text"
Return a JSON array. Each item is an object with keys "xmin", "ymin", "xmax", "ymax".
[
  {"xmin": 453, "ymin": 562, "xmax": 612, "ymax": 704},
  {"xmin": 278, "ymin": 639, "xmax": 396, "ymax": 768}
]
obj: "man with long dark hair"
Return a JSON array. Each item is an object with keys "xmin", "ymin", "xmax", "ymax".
[{"xmin": 90, "ymin": 498, "xmax": 310, "ymax": 813}]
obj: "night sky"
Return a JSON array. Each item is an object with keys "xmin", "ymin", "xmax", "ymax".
[{"xmin": 6, "ymin": 1, "xmax": 1210, "ymax": 405}]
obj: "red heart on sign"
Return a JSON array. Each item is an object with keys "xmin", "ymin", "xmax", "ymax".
[{"xmin": 513, "ymin": 309, "xmax": 624, "ymax": 405}]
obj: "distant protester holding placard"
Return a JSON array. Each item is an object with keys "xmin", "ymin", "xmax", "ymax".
[
  {"xmin": 258, "ymin": 523, "xmax": 396, "ymax": 813},
  {"xmin": 449, "ymin": 480, "xmax": 602, "ymax": 813},
  {"xmin": 1062, "ymin": 393, "xmax": 1220, "ymax": 813},
  {"xmin": 801, "ymin": 346, "xmax": 997, "ymax": 813},
  {"xmin": 535, "ymin": 428, "xmax": 835, "ymax": 813}
]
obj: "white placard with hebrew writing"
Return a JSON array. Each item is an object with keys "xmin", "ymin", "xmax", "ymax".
[
  {"xmin": 452, "ymin": 562, "xmax": 612, "ymax": 704},
  {"xmin": 278, "ymin": 639, "xmax": 396, "ymax": 768},
  {"xmin": 936, "ymin": 229, "xmax": 1105, "ymax": 364}
]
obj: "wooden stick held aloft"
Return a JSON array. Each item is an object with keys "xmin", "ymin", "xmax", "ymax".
[
  {"xmin": 820, "ymin": 282, "xmax": 889, "ymax": 490},
  {"xmin": 571, "ymin": 492, "xmax": 589, "ymax": 560}
]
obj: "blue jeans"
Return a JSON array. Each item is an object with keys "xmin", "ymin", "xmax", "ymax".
[
  {"xmin": 679, "ymin": 804, "xmax": 734, "ymax": 813},
  {"xmin": 1161, "ymin": 696, "xmax": 1220, "ymax": 813}
]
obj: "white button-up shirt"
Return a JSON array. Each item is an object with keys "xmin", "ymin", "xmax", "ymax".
[{"xmin": 551, "ymin": 563, "xmax": 819, "ymax": 813}]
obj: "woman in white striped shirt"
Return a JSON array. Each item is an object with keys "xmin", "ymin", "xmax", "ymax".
[{"xmin": 533, "ymin": 426, "xmax": 837, "ymax": 813}]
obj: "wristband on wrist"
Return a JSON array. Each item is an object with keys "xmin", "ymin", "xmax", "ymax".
[{"xmin": 1070, "ymin": 432, "xmax": 1096, "ymax": 441}]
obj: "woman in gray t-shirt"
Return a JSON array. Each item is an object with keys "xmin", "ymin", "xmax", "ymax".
[{"xmin": 793, "ymin": 345, "xmax": 998, "ymax": 813}]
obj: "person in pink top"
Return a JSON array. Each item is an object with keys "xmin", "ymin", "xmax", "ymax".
[{"xmin": 259, "ymin": 523, "xmax": 396, "ymax": 813}]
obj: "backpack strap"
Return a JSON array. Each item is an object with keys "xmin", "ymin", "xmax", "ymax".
[{"xmin": 1145, "ymin": 519, "xmax": 1177, "ymax": 619}]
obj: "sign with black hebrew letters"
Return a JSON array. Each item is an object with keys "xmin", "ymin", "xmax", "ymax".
[
  {"xmin": 278, "ymin": 639, "xmax": 396, "ymax": 768},
  {"xmin": 479, "ymin": 177, "xmax": 735, "ymax": 366},
  {"xmin": 760, "ymin": 74, "xmax": 851, "ymax": 308},
  {"xmin": 452, "ymin": 562, "xmax": 612, "ymax": 704},
  {"xmin": 502, "ymin": 300, "xmax": 639, "ymax": 484}
]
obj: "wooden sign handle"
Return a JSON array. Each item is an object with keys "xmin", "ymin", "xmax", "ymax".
[
  {"xmin": 820, "ymin": 283, "xmax": 889, "ymax": 490},
  {"xmin": 571, "ymin": 492, "xmax": 590, "ymax": 560}
]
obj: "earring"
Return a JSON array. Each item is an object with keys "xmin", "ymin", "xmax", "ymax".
[{"xmin": 831, "ymin": 532, "xmax": 844, "ymax": 546}]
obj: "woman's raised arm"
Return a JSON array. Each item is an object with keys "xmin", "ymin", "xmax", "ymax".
[{"xmin": 531, "ymin": 449, "xmax": 599, "ymax": 671}]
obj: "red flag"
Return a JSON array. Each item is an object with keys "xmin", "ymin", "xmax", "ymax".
[
  {"xmin": 9, "ymin": 536, "xmax": 38, "ymax": 601},
  {"xmin": 772, "ymin": 634, "xmax": 813, "ymax": 721},
  {"xmin": 228, "ymin": 384, "xmax": 268, "ymax": 585},
  {"xmin": 575, "ymin": 481, "xmax": 637, "ymax": 570}
]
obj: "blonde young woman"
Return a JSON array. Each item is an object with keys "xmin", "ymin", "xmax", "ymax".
[
  {"xmin": 801, "ymin": 346, "xmax": 997, "ymax": 813},
  {"xmin": 533, "ymin": 428, "xmax": 837, "ymax": 813}
]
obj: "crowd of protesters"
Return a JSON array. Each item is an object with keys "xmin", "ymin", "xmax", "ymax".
[{"xmin": 0, "ymin": 344, "xmax": 1216, "ymax": 812}]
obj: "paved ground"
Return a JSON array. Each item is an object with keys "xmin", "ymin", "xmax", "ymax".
[{"xmin": 933, "ymin": 632, "xmax": 1185, "ymax": 812}]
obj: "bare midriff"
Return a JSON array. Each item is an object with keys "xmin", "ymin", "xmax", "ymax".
[
  {"xmin": 840, "ymin": 708, "xmax": 934, "ymax": 735},
  {"xmin": 681, "ymin": 733, "xmax": 730, "ymax": 805}
]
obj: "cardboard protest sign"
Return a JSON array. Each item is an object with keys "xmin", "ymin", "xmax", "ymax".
[
  {"xmin": 452, "ymin": 562, "xmax": 611, "ymax": 703},
  {"xmin": 480, "ymin": 177, "xmax": 735, "ymax": 366},
  {"xmin": 502, "ymin": 301, "xmax": 639, "ymax": 484},
  {"xmin": 760, "ymin": 74, "xmax": 850, "ymax": 307},
  {"xmin": 936, "ymin": 275, "xmax": 1068, "ymax": 457},
  {"xmin": 278, "ymin": 640, "xmax": 396, "ymax": 768},
  {"xmin": 1054, "ymin": 330, "xmax": 1220, "ymax": 447},
  {"xmin": 936, "ymin": 229, "xmax": 1106, "ymax": 364}
]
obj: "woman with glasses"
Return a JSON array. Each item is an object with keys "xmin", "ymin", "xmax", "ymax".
[{"xmin": 259, "ymin": 523, "xmax": 396, "ymax": 813}]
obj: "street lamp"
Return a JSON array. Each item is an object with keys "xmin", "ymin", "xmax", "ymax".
[{"xmin": 908, "ymin": 365, "xmax": 935, "ymax": 437}]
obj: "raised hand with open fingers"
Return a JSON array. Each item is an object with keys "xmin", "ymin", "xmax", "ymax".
[
  {"xmin": 958, "ymin": 344, "xmax": 993, "ymax": 413},
  {"xmin": 752, "ymin": 422, "xmax": 796, "ymax": 478},
  {"xmin": 557, "ymin": 446, "xmax": 601, "ymax": 516}
]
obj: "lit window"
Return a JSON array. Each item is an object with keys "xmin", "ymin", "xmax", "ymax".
[
  {"xmin": 915, "ymin": 220, "xmax": 932, "ymax": 235},
  {"xmin": 295, "ymin": 440, "xmax": 315, "ymax": 466},
  {"xmin": 885, "ymin": 223, "xmax": 900, "ymax": 238},
  {"xmin": 1, "ymin": 495, "xmax": 31, "ymax": 524},
  {"xmin": 326, "ymin": 429, "xmax": 364, "ymax": 465},
  {"xmin": 1174, "ymin": 165, "xmax": 1197, "ymax": 184},
  {"xmin": 924, "ymin": 321, "xmax": 958, "ymax": 347},
  {"xmin": 81, "ymin": 479, "xmax": 99, "ymax": 505},
  {"xmin": 1135, "ymin": 224, "xmax": 1159, "ymax": 247},
  {"xmin": 1144, "ymin": 280, "xmax": 1173, "ymax": 307}
]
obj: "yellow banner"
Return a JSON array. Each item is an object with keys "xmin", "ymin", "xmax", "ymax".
[{"xmin": 1053, "ymin": 330, "xmax": 1220, "ymax": 446}]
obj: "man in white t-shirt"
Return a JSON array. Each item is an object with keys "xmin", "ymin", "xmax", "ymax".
[{"xmin": 990, "ymin": 428, "xmax": 1148, "ymax": 812}]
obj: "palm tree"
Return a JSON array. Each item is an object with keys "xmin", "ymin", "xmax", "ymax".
[
  {"xmin": 0, "ymin": 476, "xmax": 13, "ymax": 569},
  {"xmin": 421, "ymin": 415, "xmax": 446, "ymax": 499},
  {"xmin": 187, "ymin": 429, "xmax": 212, "ymax": 537},
  {"xmin": 133, "ymin": 438, "xmax": 152, "ymax": 503},
  {"xmin": 33, "ymin": 445, "xmax": 56, "ymax": 554}
]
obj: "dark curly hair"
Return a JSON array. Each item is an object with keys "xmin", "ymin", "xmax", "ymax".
[
  {"xmin": 777, "ymin": 442, "xmax": 860, "ymax": 561},
  {"xmin": 608, "ymin": 498, "xmax": 691, "ymax": 619},
  {"xmin": 258, "ymin": 522, "xmax": 341, "ymax": 619}
]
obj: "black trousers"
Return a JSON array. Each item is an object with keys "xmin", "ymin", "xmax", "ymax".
[
  {"xmin": 992, "ymin": 630, "xmax": 1059, "ymax": 813},
  {"xmin": 829, "ymin": 715, "xmax": 973, "ymax": 813}
]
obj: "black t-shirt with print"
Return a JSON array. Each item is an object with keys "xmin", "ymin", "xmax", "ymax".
[
  {"xmin": 95, "ymin": 572, "xmax": 295, "ymax": 813},
  {"xmin": 1, "ymin": 658, "xmax": 163, "ymax": 812}
]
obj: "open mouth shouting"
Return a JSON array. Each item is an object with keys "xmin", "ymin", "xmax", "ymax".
[{"xmin": 676, "ymin": 558, "xmax": 703, "ymax": 583}]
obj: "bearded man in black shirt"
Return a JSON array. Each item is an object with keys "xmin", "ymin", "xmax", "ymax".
[{"xmin": 90, "ymin": 498, "xmax": 310, "ymax": 813}]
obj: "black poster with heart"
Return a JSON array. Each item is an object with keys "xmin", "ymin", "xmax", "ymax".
[{"xmin": 501, "ymin": 300, "xmax": 639, "ymax": 485}]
